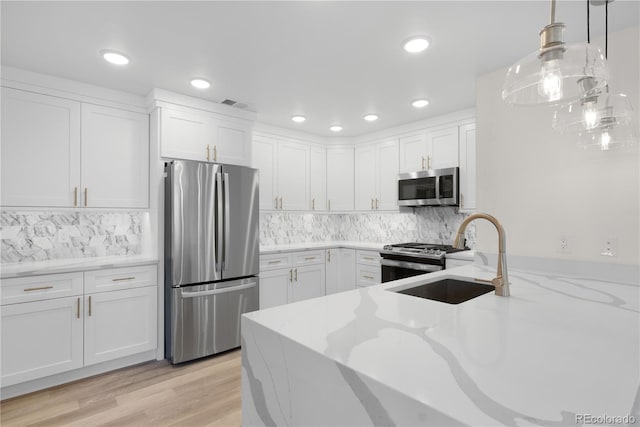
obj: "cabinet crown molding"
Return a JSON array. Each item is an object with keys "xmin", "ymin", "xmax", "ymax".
[{"xmin": 147, "ymin": 88, "xmax": 256, "ymax": 122}]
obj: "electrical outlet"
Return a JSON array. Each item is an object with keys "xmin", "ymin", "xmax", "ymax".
[
  {"xmin": 558, "ymin": 236, "xmax": 570, "ymax": 253},
  {"xmin": 601, "ymin": 236, "xmax": 617, "ymax": 257}
]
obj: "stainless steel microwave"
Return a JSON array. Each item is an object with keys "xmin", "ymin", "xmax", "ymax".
[{"xmin": 398, "ymin": 167, "xmax": 459, "ymax": 207}]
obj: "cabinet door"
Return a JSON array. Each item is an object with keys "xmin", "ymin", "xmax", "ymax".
[
  {"xmin": 399, "ymin": 134, "xmax": 427, "ymax": 173},
  {"xmin": 376, "ymin": 140, "xmax": 399, "ymax": 211},
  {"xmin": 84, "ymin": 286, "xmax": 157, "ymax": 366},
  {"xmin": 354, "ymin": 145, "xmax": 377, "ymax": 211},
  {"xmin": 253, "ymin": 135, "xmax": 279, "ymax": 210},
  {"xmin": 160, "ymin": 108, "xmax": 211, "ymax": 162},
  {"xmin": 278, "ymin": 141, "xmax": 309, "ymax": 211},
  {"xmin": 1, "ymin": 296, "xmax": 83, "ymax": 386},
  {"xmin": 325, "ymin": 248, "xmax": 340, "ymax": 295},
  {"xmin": 81, "ymin": 104, "xmax": 149, "ymax": 208},
  {"xmin": 429, "ymin": 127, "xmax": 459, "ymax": 169},
  {"xmin": 259, "ymin": 268, "xmax": 290, "ymax": 309},
  {"xmin": 309, "ymin": 146, "xmax": 327, "ymax": 211},
  {"xmin": 326, "ymin": 148, "xmax": 354, "ymax": 211},
  {"xmin": 458, "ymin": 123, "xmax": 477, "ymax": 212},
  {"xmin": 216, "ymin": 121, "xmax": 251, "ymax": 166},
  {"xmin": 338, "ymin": 249, "xmax": 356, "ymax": 293},
  {"xmin": 1, "ymin": 88, "xmax": 80, "ymax": 207},
  {"xmin": 290, "ymin": 264, "xmax": 325, "ymax": 303}
]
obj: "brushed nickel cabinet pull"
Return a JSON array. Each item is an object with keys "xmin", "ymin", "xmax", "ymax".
[
  {"xmin": 289, "ymin": 269, "xmax": 293, "ymax": 282},
  {"xmin": 275, "ymin": 197, "xmax": 278, "ymax": 209},
  {"xmin": 305, "ymin": 256, "xmax": 315, "ymax": 261},
  {"xmin": 112, "ymin": 277, "xmax": 135, "ymax": 282},
  {"xmin": 74, "ymin": 187, "xmax": 78, "ymax": 207},
  {"xmin": 312, "ymin": 198, "xmax": 315, "ymax": 210},
  {"xmin": 327, "ymin": 250, "xmax": 331, "ymax": 262},
  {"xmin": 76, "ymin": 297, "xmax": 80, "ymax": 319},
  {"xmin": 294, "ymin": 268, "xmax": 298, "ymax": 281},
  {"xmin": 206, "ymin": 144, "xmax": 210, "ymax": 161},
  {"xmin": 460, "ymin": 193, "xmax": 464, "ymax": 208},
  {"xmin": 363, "ymin": 275, "xmax": 374, "ymax": 280},
  {"xmin": 84, "ymin": 188, "xmax": 88, "ymax": 207},
  {"xmin": 88, "ymin": 296, "xmax": 92, "ymax": 316},
  {"xmin": 268, "ymin": 260, "xmax": 281, "ymax": 264},
  {"xmin": 328, "ymin": 200, "xmax": 331, "ymax": 211},
  {"xmin": 279, "ymin": 197, "xmax": 283, "ymax": 209},
  {"xmin": 213, "ymin": 145, "xmax": 217, "ymax": 162},
  {"xmin": 375, "ymin": 199, "xmax": 379, "ymax": 209},
  {"xmin": 23, "ymin": 286, "xmax": 53, "ymax": 292},
  {"xmin": 422, "ymin": 156, "xmax": 426, "ymax": 170},
  {"xmin": 363, "ymin": 256, "xmax": 374, "ymax": 261},
  {"xmin": 427, "ymin": 155, "xmax": 432, "ymax": 169}
]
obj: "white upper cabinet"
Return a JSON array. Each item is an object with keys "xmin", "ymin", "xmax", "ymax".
[
  {"xmin": 0, "ymin": 88, "xmax": 149, "ymax": 209},
  {"xmin": 160, "ymin": 107, "xmax": 251, "ymax": 166},
  {"xmin": 309, "ymin": 146, "xmax": 327, "ymax": 211},
  {"xmin": 429, "ymin": 127, "xmax": 459, "ymax": 169},
  {"xmin": 253, "ymin": 135, "xmax": 279, "ymax": 210},
  {"xmin": 458, "ymin": 123, "xmax": 477, "ymax": 212},
  {"xmin": 277, "ymin": 141, "xmax": 309, "ymax": 211},
  {"xmin": 1, "ymin": 88, "xmax": 81, "ymax": 207},
  {"xmin": 326, "ymin": 148, "xmax": 354, "ymax": 211},
  {"xmin": 81, "ymin": 104, "xmax": 149, "ymax": 208},
  {"xmin": 355, "ymin": 140, "xmax": 398, "ymax": 211},
  {"xmin": 399, "ymin": 125, "xmax": 459, "ymax": 173},
  {"xmin": 354, "ymin": 145, "xmax": 377, "ymax": 211}
]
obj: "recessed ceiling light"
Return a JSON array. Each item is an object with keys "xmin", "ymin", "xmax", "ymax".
[
  {"xmin": 329, "ymin": 125, "xmax": 343, "ymax": 132},
  {"xmin": 190, "ymin": 78, "xmax": 211, "ymax": 89},
  {"xmin": 363, "ymin": 114, "xmax": 379, "ymax": 122},
  {"xmin": 101, "ymin": 50, "xmax": 129, "ymax": 66},
  {"xmin": 402, "ymin": 36, "xmax": 431, "ymax": 53},
  {"xmin": 411, "ymin": 99, "xmax": 430, "ymax": 108},
  {"xmin": 291, "ymin": 115, "xmax": 306, "ymax": 123}
]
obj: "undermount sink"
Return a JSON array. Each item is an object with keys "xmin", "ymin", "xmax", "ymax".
[{"xmin": 392, "ymin": 278, "xmax": 494, "ymax": 304}]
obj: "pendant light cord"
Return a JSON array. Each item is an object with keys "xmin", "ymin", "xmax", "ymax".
[
  {"xmin": 550, "ymin": 0, "xmax": 556, "ymax": 23},
  {"xmin": 587, "ymin": 0, "xmax": 591, "ymax": 43},
  {"xmin": 605, "ymin": 0, "xmax": 609, "ymax": 59}
]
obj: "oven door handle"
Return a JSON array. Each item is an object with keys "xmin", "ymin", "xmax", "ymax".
[{"xmin": 380, "ymin": 259, "xmax": 443, "ymax": 272}]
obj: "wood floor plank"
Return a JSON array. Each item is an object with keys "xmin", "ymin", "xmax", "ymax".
[{"xmin": 0, "ymin": 349, "xmax": 242, "ymax": 427}]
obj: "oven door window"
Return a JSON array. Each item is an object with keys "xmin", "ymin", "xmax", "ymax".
[
  {"xmin": 398, "ymin": 177, "xmax": 437, "ymax": 201},
  {"xmin": 382, "ymin": 264, "xmax": 427, "ymax": 283}
]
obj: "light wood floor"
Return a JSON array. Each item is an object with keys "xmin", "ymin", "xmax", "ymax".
[{"xmin": 0, "ymin": 349, "xmax": 242, "ymax": 427}]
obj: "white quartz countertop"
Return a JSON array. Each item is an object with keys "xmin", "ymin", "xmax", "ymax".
[
  {"xmin": 243, "ymin": 264, "xmax": 639, "ymax": 425},
  {"xmin": 260, "ymin": 241, "xmax": 385, "ymax": 254},
  {"xmin": 1, "ymin": 256, "xmax": 159, "ymax": 279},
  {"xmin": 445, "ymin": 250, "xmax": 475, "ymax": 261}
]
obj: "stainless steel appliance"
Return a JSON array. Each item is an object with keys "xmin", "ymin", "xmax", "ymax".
[
  {"xmin": 164, "ymin": 160, "xmax": 259, "ymax": 364},
  {"xmin": 398, "ymin": 167, "xmax": 459, "ymax": 207},
  {"xmin": 380, "ymin": 242, "xmax": 469, "ymax": 283}
]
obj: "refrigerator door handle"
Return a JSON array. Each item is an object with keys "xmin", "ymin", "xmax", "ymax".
[
  {"xmin": 216, "ymin": 172, "xmax": 224, "ymax": 274},
  {"xmin": 180, "ymin": 281, "xmax": 257, "ymax": 298},
  {"xmin": 223, "ymin": 172, "xmax": 230, "ymax": 270}
]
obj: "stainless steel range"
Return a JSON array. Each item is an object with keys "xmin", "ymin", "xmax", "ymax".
[{"xmin": 380, "ymin": 242, "xmax": 469, "ymax": 283}]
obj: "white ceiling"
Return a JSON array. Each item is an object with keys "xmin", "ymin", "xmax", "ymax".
[{"xmin": 2, "ymin": 1, "xmax": 638, "ymax": 137}]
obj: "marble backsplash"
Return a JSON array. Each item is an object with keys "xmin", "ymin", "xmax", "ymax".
[
  {"xmin": 1, "ymin": 211, "xmax": 148, "ymax": 264},
  {"xmin": 260, "ymin": 207, "xmax": 476, "ymax": 248}
]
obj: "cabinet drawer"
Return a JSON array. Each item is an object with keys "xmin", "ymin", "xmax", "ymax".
[
  {"xmin": 1, "ymin": 272, "xmax": 83, "ymax": 305},
  {"xmin": 84, "ymin": 265, "xmax": 157, "ymax": 294},
  {"xmin": 356, "ymin": 250, "xmax": 381, "ymax": 266},
  {"xmin": 356, "ymin": 265, "xmax": 381, "ymax": 288},
  {"xmin": 293, "ymin": 250, "xmax": 325, "ymax": 266},
  {"xmin": 260, "ymin": 253, "xmax": 292, "ymax": 271}
]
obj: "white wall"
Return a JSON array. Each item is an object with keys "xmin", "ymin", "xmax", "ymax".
[{"xmin": 476, "ymin": 26, "xmax": 639, "ymax": 265}]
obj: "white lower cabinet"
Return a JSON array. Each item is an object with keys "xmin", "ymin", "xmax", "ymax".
[
  {"xmin": 1, "ymin": 265, "xmax": 158, "ymax": 388},
  {"xmin": 290, "ymin": 264, "xmax": 325, "ymax": 303},
  {"xmin": 337, "ymin": 249, "xmax": 357, "ymax": 293},
  {"xmin": 259, "ymin": 268, "xmax": 290, "ymax": 309},
  {"xmin": 1, "ymin": 296, "xmax": 84, "ymax": 387},
  {"xmin": 325, "ymin": 249, "xmax": 339, "ymax": 295},
  {"xmin": 356, "ymin": 250, "xmax": 382, "ymax": 287},
  {"xmin": 84, "ymin": 286, "xmax": 157, "ymax": 366}
]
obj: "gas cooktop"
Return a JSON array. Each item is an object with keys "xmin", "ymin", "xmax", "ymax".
[{"xmin": 381, "ymin": 242, "xmax": 469, "ymax": 260}]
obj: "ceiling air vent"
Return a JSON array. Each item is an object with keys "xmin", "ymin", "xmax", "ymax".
[{"xmin": 221, "ymin": 99, "xmax": 248, "ymax": 109}]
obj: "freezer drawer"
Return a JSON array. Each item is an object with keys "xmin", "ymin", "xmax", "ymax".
[{"xmin": 168, "ymin": 277, "xmax": 259, "ymax": 364}]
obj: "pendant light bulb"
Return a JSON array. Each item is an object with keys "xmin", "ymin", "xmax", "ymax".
[
  {"xmin": 582, "ymin": 101, "xmax": 599, "ymax": 130},
  {"xmin": 539, "ymin": 60, "xmax": 564, "ymax": 102},
  {"xmin": 600, "ymin": 130, "xmax": 611, "ymax": 150}
]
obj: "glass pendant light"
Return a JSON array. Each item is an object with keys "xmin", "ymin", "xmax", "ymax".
[
  {"xmin": 552, "ymin": 0, "xmax": 638, "ymax": 149},
  {"xmin": 502, "ymin": 0, "xmax": 609, "ymax": 106}
]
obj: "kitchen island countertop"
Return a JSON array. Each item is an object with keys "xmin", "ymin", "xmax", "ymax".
[{"xmin": 241, "ymin": 264, "xmax": 639, "ymax": 426}]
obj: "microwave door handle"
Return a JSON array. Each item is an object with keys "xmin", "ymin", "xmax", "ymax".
[
  {"xmin": 216, "ymin": 172, "xmax": 223, "ymax": 274},
  {"xmin": 223, "ymin": 173, "xmax": 230, "ymax": 270},
  {"xmin": 435, "ymin": 175, "xmax": 441, "ymax": 202}
]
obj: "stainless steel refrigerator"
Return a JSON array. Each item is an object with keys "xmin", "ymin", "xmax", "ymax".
[{"xmin": 164, "ymin": 160, "xmax": 259, "ymax": 364}]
